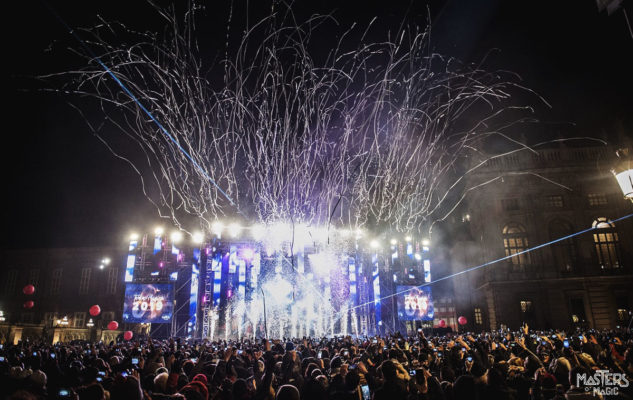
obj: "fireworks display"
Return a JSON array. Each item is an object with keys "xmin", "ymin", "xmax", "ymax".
[
  {"xmin": 47, "ymin": 2, "xmax": 585, "ymax": 338},
  {"xmin": 51, "ymin": 2, "xmax": 547, "ymax": 238}
]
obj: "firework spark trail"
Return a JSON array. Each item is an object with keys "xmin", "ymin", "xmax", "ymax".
[
  {"xmin": 45, "ymin": 2, "xmax": 587, "ymax": 237},
  {"xmin": 45, "ymin": 2, "xmax": 613, "ymax": 337}
]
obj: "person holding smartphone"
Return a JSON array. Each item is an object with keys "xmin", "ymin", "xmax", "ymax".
[{"xmin": 373, "ymin": 360, "xmax": 409, "ymax": 400}]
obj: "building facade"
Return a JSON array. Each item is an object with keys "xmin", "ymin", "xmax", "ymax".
[
  {"xmin": 451, "ymin": 144, "xmax": 633, "ymax": 332},
  {"xmin": 0, "ymin": 247, "xmax": 129, "ymax": 344},
  {"xmin": 1, "ymin": 145, "xmax": 630, "ymax": 342}
]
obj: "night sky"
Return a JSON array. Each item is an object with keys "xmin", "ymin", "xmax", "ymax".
[{"xmin": 3, "ymin": 0, "xmax": 632, "ymax": 249}]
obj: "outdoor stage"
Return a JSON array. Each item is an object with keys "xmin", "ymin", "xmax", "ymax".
[{"xmin": 121, "ymin": 225, "xmax": 443, "ymax": 339}]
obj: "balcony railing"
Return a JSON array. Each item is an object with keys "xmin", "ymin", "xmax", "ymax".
[{"xmin": 475, "ymin": 261, "xmax": 629, "ymax": 285}]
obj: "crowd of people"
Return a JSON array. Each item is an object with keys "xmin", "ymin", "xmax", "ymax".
[{"xmin": 1, "ymin": 325, "xmax": 632, "ymax": 400}]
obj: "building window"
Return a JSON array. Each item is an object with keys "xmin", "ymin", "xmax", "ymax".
[
  {"xmin": 501, "ymin": 198, "xmax": 520, "ymax": 211},
  {"xmin": 520, "ymin": 300, "xmax": 532, "ymax": 313},
  {"xmin": 570, "ymin": 298, "xmax": 586, "ymax": 324},
  {"xmin": 474, "ymin": 308, "xmax": 483, "ymax": 325},
  {"xmin": 21, "ymin": 313, "xmax": 34, "ymax": 324},
  {"xmin": 28, "ymin": 269, "xmax": 40, "ymax": 289},
  {"xmin": 616, "ymin": 296, "xmax": 629, "ymax": 322},
  {"xmin": 50, "ymin": 269, "xmax": 63, "ymax": 295},
  {"xmin": 101, "ymin": 311, "xmax": 115, "ymax": 329},
  {"xmin": 107, "ymin": 268, "xmax": 119, "ymax": 294},
  {"xmin": 546, "ymin": 195, "xmax": 564, "ymax": 208},
  {"xmin": 5, "ymin": 270, "xmax": 18, "ymax": 295},
  {"xmin": 503, "ymin": 223, "xmax": 530, "ymax": 268},
  {"xmin": 43, "ymin": 312, "xmax": 57, "ymax": 327},
  {"xmin": 588, "ymin": 193, "xmax": 608, "ymax": 206},
  {"xmin": 73, "ymin": 312, "xmax": 86, "ymax": 328},
  {"xmin": 592, "ymin": 218, "xmax": 621, "ymax": 269},
  {"xmin": 549, "ymin": 219, "xmax": 577, "ymax": 272},
  {"xmin": 79, "ymin": 268, "xmax": 91, "ymax": 295}
]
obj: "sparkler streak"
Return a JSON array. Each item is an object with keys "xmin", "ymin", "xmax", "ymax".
[
  {"xmin": 43, "ymin": 2, "xmax": 615, "ymax": 338},
  {"xmin": 47, "ymin": 2, "xmax": 586, "ymax": 234}
]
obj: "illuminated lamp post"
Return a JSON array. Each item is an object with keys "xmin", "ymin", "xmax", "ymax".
[
  {"xmin": 99, "ymin": 257, "xmax": 110, "ymax": 270},
  {"xmin": 612, "ymin": 148, "xmax": 633, "ymax": 203},
  {"xmin": 86, "ymin": 318, "xmax": 96, "ymax": 341}
]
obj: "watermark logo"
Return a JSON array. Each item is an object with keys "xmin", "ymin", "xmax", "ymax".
[{"xmin": 577, "ymin": 370, "xmax": 629, "ymax": 396}]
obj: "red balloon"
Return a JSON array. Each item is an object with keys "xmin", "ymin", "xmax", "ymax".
[
  {"xmin": 438, "ymin": 319, "xmax": 447, "ymax": 328},
  {"xmin": 23, "ymin": 300, "xmax": 34, "ymax": 309},
  {"xmin": 107, "ymin": 321, "xmax": 119, "ymax": 330},
  {"xmin": 23, "ymin": 285, "xmax": 35, "ymax": 295},
  {"xmin": 458, "ymin": 316, "xmax": 468, "ymax": 325},
  {"xmin": 89, "ymin": 305, "xmax": 101, "ymax": 317},
  {"xmin": 123, "ymin": 331, "xmax": 134, "ymax": 341}
]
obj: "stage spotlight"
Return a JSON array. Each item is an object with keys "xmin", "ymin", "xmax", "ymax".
[
  {"xmin": 192, "ymin": 231, "xmax": 204, "ymax": 244},
  {"xmin": 228, "ymin": 223, "xmax": 242, "ymax": 237},
  {"xmin": 211, "ymin": 221, "xmax": 224, "ymax": 236},
  {"xmin": 405, "ymin": 235, "xmax": 412, "ymax": 242},
  {"xmin": 102, "ymin": 258, "xmax": 111, "ymax": 265},
  {"xmin": 130, "ymin": 233, "xmax": 139, "ymax": 241},
  {"xmin": 154, "ymin": 227, "xmax": 164, "ymax": 235},
  {"xmin": 390, "ymin": 238, "xmax": 397, "ymax": 245},
  {"xmin": 171, "ymin": 231, "xmax": 183, "ymax": 243},
  {"xmin": 370, "ymin": 240, "xmax": 380, "ymax": 249},
  {"xmin": 422, "ymin": 239, "xmax": 430, "ymax": 246},
  {"xmin": 251, "ymin": 224, "xmax": 266, "ymax": 241}
]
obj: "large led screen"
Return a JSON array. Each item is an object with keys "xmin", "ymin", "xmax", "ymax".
[
  {"xmin": 122, "ymin": 284, "xmax": 174, "ymax": 323},
  {"xmin": 396, "ymin": 286, "xmax": 434, "ymax": 321}
]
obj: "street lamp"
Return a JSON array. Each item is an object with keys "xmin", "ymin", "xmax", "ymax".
[
  {"xmin": 612, "ymin": 148, "xmax": 633, "ymax": 202},
  {"xmin": 99, "ymin": 257, "xmax": 110, "ymax": 270}
]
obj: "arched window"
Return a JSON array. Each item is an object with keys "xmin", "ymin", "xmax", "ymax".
[
  {"xmin": 592, "ymin": 218, "xmax": 621, "ymax": 269},
  {"xmin": 503, "ymin": 223, "xmax": 530, "ymax": 268},
  {"xmin": 549, "ymin": 219, "xmax": 577, "ymax": 272}
]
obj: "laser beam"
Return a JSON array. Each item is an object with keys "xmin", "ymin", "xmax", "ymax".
[{"xmin": 343, "ymin": 212, "xmax": 633, "ymax": 316}]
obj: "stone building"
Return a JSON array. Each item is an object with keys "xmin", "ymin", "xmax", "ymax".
[
  {"xmin": 0, "ymin": 247, "xmax": 130, "ymax": 344},
  {"xmin": 450, "ymin": 144, "xmax": 633, "ymax": 331}
]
